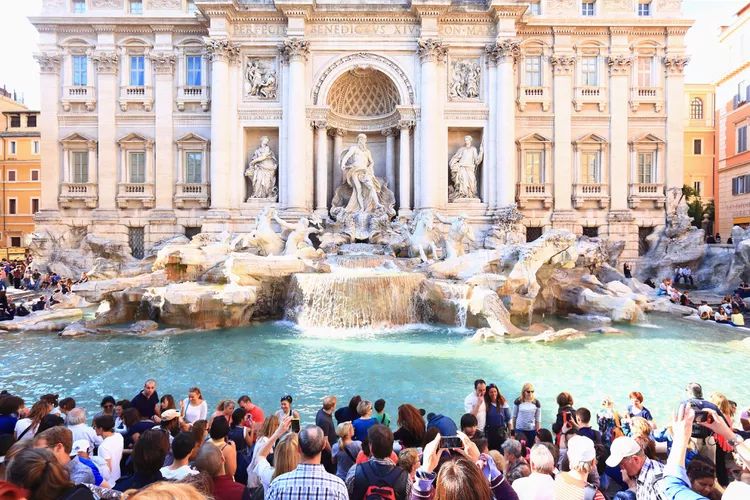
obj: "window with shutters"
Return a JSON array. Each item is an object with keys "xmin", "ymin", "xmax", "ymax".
[
  {"xmin": 7, "ymin": 171, "xmax": 16, "ymax": 182},
  {"xmin": 638, "ymin": 153, "xmax": 654, "ymax": 184},
  {"xmin": 72, "ymin": 151, "xmax": 89, "ymax": 183},
  {"xmin": 581, "ymin": 56, "xmax": 598, "ymax": 86},
  {"xmin": 185, "ymin": 152, "xmax": 202, "ymax": 183},
  {"xmin": 693, "ymin": 181, "xmax": 702, "ymax": 196},
  {"xmin": 31, "ymin": 198, "xmax": 40, "ymax": 214},
  {"xmin": 129, "ymin": 152, "xmax": 146, "ymax": 183},
  {"xmin": 8, "ymin": 199, "xmax": 17, "ymax": 215},
  {"xmin": 27, "ymin": 115, "xmax": 37, "ymax": 128},
  {"xmin": 738, "ymin": 125, "xmax": 748, "ymax": 154},
  {"xmin": 9, "ymin": 115, "xmax": 20, "ymax": 128},
  {"xmin": 31, "ymin": 170, "xmax": 40, "ymax": 181},
  {"xmin": 582, "ymin": 152, "xmax": 601, "ymax": 184},
  {"xmin": 693, "ymin": 139, "xmax": 702, "ymax": 155},
  {"xmin": 525, "ymin": 151, "xmax": 543, "ymax": 184},
  {"xmin": 638, "ymin": 57, "xmax": 653, "ymax": 88}
]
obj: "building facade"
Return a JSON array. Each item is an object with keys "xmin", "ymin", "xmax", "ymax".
[
  {"xmin": 31, "ymin": 0, "xmax": 691, "ymax": 261},
  {"xmin": 683, "ymin": 84, "xmax": 715, "ymax": 202},
  {"xmin": 0, "ymin": 93, "xmax": 41, "ymax": 249},
  {"xmin": 717, "ymin": 3, "xmax": 750, "ymax": 238}
]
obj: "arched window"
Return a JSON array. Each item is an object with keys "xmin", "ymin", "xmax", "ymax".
[{"xmin": 690, "ymin": 97, "xmax": 704, "ymax": 120}]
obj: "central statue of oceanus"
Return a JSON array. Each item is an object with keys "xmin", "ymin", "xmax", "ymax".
[{"xmin": 327, "ymin": 133, "xmax": 397, "ymax": 243}]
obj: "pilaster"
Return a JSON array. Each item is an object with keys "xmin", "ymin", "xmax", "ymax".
[
  {"xmin": 313, "ymin": 120, "xmax": 329, "ymax": 216},
  {"xmin": 608, "ymin": 55, "xmax": 633, "ymax": 212},
  {"xmin": 664, "ymin": 55, "xmax": 690, "ymax": 190},
  {"xmin": 552, "ymin": 54, "xmax": 575, "ymax": 212},
  {"xmin": 151, "ymin": 52, "xmax": 176, "ymax": 212},
  {"xmin": 398, "ymin": 120, "xmax": 415, "ymax": 215},
  {"xmin": 34, "ymin": 52, "xmax": 62, "ymax": 217}
]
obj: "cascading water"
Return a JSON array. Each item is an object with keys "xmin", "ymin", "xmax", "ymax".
[
  {"xmin": 284, "ymin": 269, "xmax": 426, "ymax": 329},
  {"xmin": 439, "ymin": 283, "xmax": 471, "ymax": 328},
  {"xmin": 326, "ymin": 254, "xmax": 393, "ymax": 269}
]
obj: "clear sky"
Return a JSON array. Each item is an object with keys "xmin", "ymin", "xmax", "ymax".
[{"xmin": 0, "ymin": 0, "xmax": 745, "ymax": 110}]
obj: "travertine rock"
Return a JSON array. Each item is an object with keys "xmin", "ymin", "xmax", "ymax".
[
  {"xmin": 471, "ymin": 327, "xmax": 500, "ymax": 342},
  {"xmin": 636, "ymin": 226, "xmax": 706, "ymax": 282},
  {"xmin": 0, "ymin": 309, "xmax": 83, "ymax": 332},
  {"xmin": 72, "ymin": 271, "xmax": 168, "ymax": 303},
  {"xmin": 530, "ymin": 328, "xmax": 584, "ymax": 343}
]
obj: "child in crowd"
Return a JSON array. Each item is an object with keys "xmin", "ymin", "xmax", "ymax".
[
  {"xmin": 575, "ymin": 408, "xmax": 601, "ymax": 444},
  {"xmin": 373, "ymin": 398, "xmax": 390, "ymax": 427}
]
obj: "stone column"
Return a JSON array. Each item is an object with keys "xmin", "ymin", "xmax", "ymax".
[
  {"xmin": 484, "ymin": 53, "xmax": 498, "ymax": 207},
  {"xmin": 151, "ymin": 52, "xmax": 176, "ymax": 210},
  {"xmin": 62, "ymin": 149, "xmax": 70, "ymax": 184},
  {"xmin": 490, "ymin": 39, "xmax": 520, "ymax": 209},
  {"xmin": 34, "ymin": 53, "xmax": 62, "ymax": 215},
  {"xmin": 607, "ymin": 55, "xmax": 633, "ymax": 211},
  {"xmin": 551, "ymin": 55, "xmax": 575, "ymax": 216},
  {"xmin": 205, "ymin": 38, "xmax": 238, "ymax": 213},
  {"xmin": 313, "ymin": 120, "xmax": 329, "ymax": 216},
  {"xmin": 330, "ymin": 128, "xmax": 345, "ymax": 190},
  {"xmin": 88, "ymin": 144, "xmax": 97, "ymax": 184},
  {"xmin": 383, "ymin": 128, "xmax": 397, "ymax": 194},
  {"xmin": 279, "ymin": 37, "xmax": 310, "ymax": 214},
  {"xmin": 416, "ymin": 39, "xmax": 448, "ymax": 210},
  {"xmin": 92, "ymin": 51, "xmax": 119, "ymax": 211},
  {"xmin": 398, "ymin": 120, "xmax": 414, "ymax": 215},
  {"xmin": 664, "ymin": 55, "xmax": 690, "ymax": 190}
]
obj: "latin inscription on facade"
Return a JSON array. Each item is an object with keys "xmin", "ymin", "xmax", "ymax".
[
  {"xmin": 233, "ymin": 24, "xmax": 287, "ymax": 36},
  {"xmin": 438, "ymin": 25, "xmax": 495, "ymax": 37},
  {"xmin": 308, "ymin": 24, "xmax": 421, "ymax": 37}
]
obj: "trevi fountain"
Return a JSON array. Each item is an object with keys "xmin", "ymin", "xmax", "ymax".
[{"xmin": 4, "ymin": 138, "xmax": 750, "ymax": 424}]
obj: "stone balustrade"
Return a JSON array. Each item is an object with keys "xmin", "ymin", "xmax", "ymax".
[
  {"xmin": 116, "ymin": 182, "xmax": 155, "ymax": 208},
  {"xmin": 573, "ymin": 86, "xmax": 608, "ymax": 111},
  {"xmin": 628, "ymin": 183, "xmax": 666, "ymax": 209},
  {"xmin": 119, "ymin": 85, "xmax": 154, "ymax": 112},
  {"xmin": 629, "ymin": 86, "xmax": 664, "ymax": 112},
  {"xmin": 517, "ymin": 183, "xmax": 553, "ymax": 209},
  {"xmin": 572, "ymin": 183, "xmax": 609, "ymax": 208},
  {"xmin": 62, "ymin": 85, "xmax": 96, "ymax": 111},
  {"xmin": 59, "ymin": 182, "xmax": 98, "ymax": 208},
  {"xmin": 517, "ymin": 85, "xmax": 551, "ymax": 111},
  {"xmin": 174, "ymin": 183, "xmax": 210, "ymax": 208},
  {"xmin": 176, "ymin": 86, "xmax": 211, "ymax": 112}
]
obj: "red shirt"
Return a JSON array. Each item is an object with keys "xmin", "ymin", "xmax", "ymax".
[
  {"xmin": 212, "ymin": 474, "xmax": 244, "ymax": 500},
  {"xmin": 243, "ymin": 405, "xmax": 264, "ymax": 427}
]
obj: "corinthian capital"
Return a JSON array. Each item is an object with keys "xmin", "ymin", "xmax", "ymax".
[
  {"xmin": 34, "ymin": 52, "xmax": 61, "ymax": 74},
  {"xmin": 551, "ymin": 55, "xmax": 576, "ymax": 75},
  {"xmin": 149, "ymin": 52, "xmax": 176, "ymax": 75},
  {"xmin": 203, "ymin": 37, "xmax": 240, "ymax": 63},
  {"xmin": 92, "ymin": 51, "xmax": 119, "ymax": 74},
  {"xmin": 663, "ymin": 55, "xmax": 690, "ymax": 75},
  {"xmin": 485, "ymin": 39, "xmax": 520, "ymax": 65},
  {"xmin": 417, "ymin": 38, "xmax": 448, "ymax": 64},
  {"xmin": 278, "ymin": 37, "xmax": 309, "ymax": 63},
  {"xmin": 607, "ymin": 55, "xmax": 633, "ymax": 75}
]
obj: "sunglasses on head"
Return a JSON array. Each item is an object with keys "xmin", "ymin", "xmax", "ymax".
[{"xmin": 525, "ymin": 390, "xmax": 534, "ymax": 393}]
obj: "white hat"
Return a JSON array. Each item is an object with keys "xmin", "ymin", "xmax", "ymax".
[
  {"xmin": 723, "ymin": 481, "xmax": 750, "ymax": 500},
  {"xmin": 605, "ymin": 436, "xmax": 641, "ymax": 467},
  {"xmin": 161, "ymin": 409, "xmax": 180, "ymax": 421},
  {"xmin": 70, "ymin": 439, "xmax": 90, "ymax": 456},
  {"xmin": 566, "ymin": 436, "xmax": 596, "ymax": 465}
]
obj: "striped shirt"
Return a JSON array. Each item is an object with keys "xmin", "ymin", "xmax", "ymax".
[
  {"xmin": 513, "ymin": 400, "xmax": 542, "ymax": 431},
  {"xmin": 265, "ymin": 463, "xmax": 348, "ymax": 500},
  {"xmin": 554, "ymin": 472, "xmax": 605, "ymax": 500}
]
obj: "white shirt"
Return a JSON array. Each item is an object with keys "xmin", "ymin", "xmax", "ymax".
[
  {"xmin": 97, "ymin": 433, "xmax": 124, "ymax": 483},
  {"xmin": 464, "ymin": 392, "xmax": 487, "ymax": 431},
  {"xmin": 182, "ymin": 399, "xmax": 208, "ymax": 424},
  {"xmin": 253, "ymin": 456, "xmax": 275, "ymax": 491},
  {"xmin": 69, "ymin": 423, "xmax": 103, "ymax": 451},
  {"xmin": 14, "ymin": 418, "xmax": 34, "ymax": 440},
  {"xmin": 247, "ymin": 436, "xmax": 270, "ymax": 488},
  {"xmin": 698, "ymin": 304, "xmax": 712, "ymax": 316},
  {"xmin": 160, "ymin": 465, "xmax": 198, "ymax": 480},
  {"xmin": 512, "ymin": 472, "xmax": 555, "ymax": 500}
]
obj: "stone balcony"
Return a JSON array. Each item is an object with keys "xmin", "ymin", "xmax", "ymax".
[
  {"xmin": 572, "ymin": 183, "xmax": 609, "ymax": 208},
  {"xmin": 116, "ymin": 182, "xmax": 155, "ymax": 209},
  {"xmin": 174, "ymin": 183, "xmax": 210, "ymax": 208},
  {"xmin": 629, "ymin": 87, "xmax": 664, "ymax": 112},
  {"xmin": 628, "ymin": 183, "xmax": 665, "ymax": 209},
  {"xmin": 119, "ymin": 85, "xmax": 154, "ymax": 112},
  {"xmin": 62, "ymin": 86, "xmax": 96, "ymax": 112},
  {"xmin": 59, "ymin": 183, "xmax": 98, "ymax": 208},
  {"xmin": 517, "ymin": 183, "xmax": 553, "ymax": 209},
  {"xmin": 176, "ymin": 86, "xmax": 211, "ymax": 112},
  {"xmin": 573, "ymin": 86, "xmax": 608, "ymax": 112},
  {"xmin": 517, "ymin": 86, "xmax": 551, "ymax": 112}
]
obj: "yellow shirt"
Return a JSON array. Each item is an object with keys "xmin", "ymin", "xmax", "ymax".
[{"xmin": 731, "ymin": 313, "xmax": 745, "ymax": 326}]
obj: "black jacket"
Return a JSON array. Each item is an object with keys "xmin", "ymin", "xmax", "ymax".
[{"xmin": 351, "ymin": 460, "xmax": 408, "ymax": 500}]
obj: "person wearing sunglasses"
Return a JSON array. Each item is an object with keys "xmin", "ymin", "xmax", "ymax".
[{"xmin": 513, "ymin": 383, "xmax": 541, "ymax": 444}]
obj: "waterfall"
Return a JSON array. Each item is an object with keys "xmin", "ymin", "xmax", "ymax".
[
  {"xmin": 327, "ymin": 254, "xmax": 392, "ymax": 269},
  {"xmin": 285, "ymin": 270, "xmax": 426, "ymax": 329},
  {"xmin": 440, "ymin": 283, "xmax": 471, "ymax": 328}
]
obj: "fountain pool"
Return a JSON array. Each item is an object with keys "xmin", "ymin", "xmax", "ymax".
[{"xmin": 1, "ymin": 315, "xmax": 748, "ymax": 427}]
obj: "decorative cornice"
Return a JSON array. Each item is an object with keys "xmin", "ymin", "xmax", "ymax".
[
  {"xmin": 93, "ymin": 24, "xmax": 117, "ymax": 32},
  {"xmin": 551, "ymin": 55, "xmax": 576, "ymax": 75},
  {"xmin": 486, "ymin": 39, "xmax": 520, "ymax": 65},
  {"xmin": 381, "ymin": 128, "xmax": 398, "ymax": 137},
  {"xmin": 443, "ymin": 108, "xmax": 489, "ymax": 121},
  {"xmin": 397, "ymin": 119, "xmax": 416, "ymax": 130},
  {"xmin": 417, "ymin": 38, "xmax": 448, "ymax": 64},
  {"xmin": 34, "ymin": 52, "xmax": 61, "ymax": 74},
  {"xmin": 150, "ymin": 52, "xmax": 176, "ymax": 74},
  {"xmin": 278, "ymin": 37, "xmax": 309, "ymax": 63},
  {"xmin": 663, "ymin": 55, "xmax": 690, "ymax": 75},
  {"xmin": 328, "ymin": 127, "xmax": 347, "ymax": 138},
  {"xmin": 238, "ymin": 109, "xmax": 283, "ymax": 121},
  {"xmin": 92, "ymin": 51, "xmax": 119, "ymax": 74},
  {"xmin": 151, "ymin": 24, "xmax": 176, "ymax": 33},
  {"xmin": 607, "ymin": 55, "xmax": 633, "ymax": 75},
  {"xmin": 203, "ymin": 37, "xmax": 240, "ymax": 64},
  {"xmin": 311, "ymin": 120, "xmax": 328, "ymax": 130}
]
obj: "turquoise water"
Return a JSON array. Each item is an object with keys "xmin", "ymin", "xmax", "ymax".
[{"xmin": 1, "ymin": 315, "xmax": 748, "ymax": 427}]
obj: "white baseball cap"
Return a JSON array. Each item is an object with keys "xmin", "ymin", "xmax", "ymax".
[
  {"xmin": 606, "ymin": 436, "xmax": 641, "ymax": 467},
  {"xmin": 161, "ymin": 409, "xmax": 180, "ymax": 421},
  {"xmin": 566, "ymin": 435, "xmax": 596, "ymax": 465},
  {"xmin": 70, "ymin": 439, "xmax": 90, "ymax": 456}
]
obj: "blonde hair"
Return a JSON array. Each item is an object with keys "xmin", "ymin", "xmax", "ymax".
[
  {"xmin": 488, "ymin": 450, "xmax": 505, "ymax": 471},
  {"xmin": 336, "ymin": 422, "xmax": 353, "ymax": 449},
  {"xmin": 521, "ymin": 383, "xmax": 536, "ymax": 403},
  {"xmin": 322, "ymin": 396, "xmax": 337, "ymax": 411},
  {"xmin": 122, "ymin": 482, "xmax": 206, "ymax": 499},
  {"xmin": 215, "ymin": 399, "xmax": 235, "ymax": 412},
  {"xmin": 709, "ymin": 392, "xmax": 731, "ymax": 419},
  {"xmin": 272, "ymin": 432, "xmax": 300, "ymax": 480},
  {"xmin": 259, "ymin": 415, "xmax": 280, "ymax": 438},
  {"xmin": 629, "ymin": 417, "xmax": 652, "ymax": 438},
  {"xmin": 357, "ymin": 400, "xmax": 372, "ymax": 417},
  {"xmin": 188, "ymin": 387, "xmax": 203, "ymax": 400},
  {"xmin": 398, "ymin": 448, "xmax": 420, "ymax": 475}
]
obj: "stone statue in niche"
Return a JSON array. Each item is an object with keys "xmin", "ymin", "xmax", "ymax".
[
  {"xmin": 245, "ymin": 136, "xmax": 278, "ymax": 200},
  {"xmin": 340, "ymin": 134, "xmax": 383, "ymax": 213},
  {"xmin": 449, "ymin": 61, "xmax": 481, "ymax": 100},
  {"xmin": 245, "ymin": 58, "xmax": 277, "ymax": 99},
  {"xmin": 448, "ymin": 135, "xmax": 483, "ymax": 202}
]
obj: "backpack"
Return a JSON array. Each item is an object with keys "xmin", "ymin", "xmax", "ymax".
[
  {"xmin": 583, "ymin": 483, "xmax": 598, "ymax": 500},
  {"xmin": 611, "ymin": 411, "xmax": 625, "ymax": 441},
  {"xmin": 360, "ymin": 461, "xmax": 404, "ymax": 500}
]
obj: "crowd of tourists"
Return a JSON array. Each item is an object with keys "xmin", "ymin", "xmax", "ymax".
[
  {"xmin": 0, "ymin": 255, "xmax": 88, "ymax": 321},
  {"xmin": 0, "ymin": 379, "xmax": 748, "ymax": 500}
]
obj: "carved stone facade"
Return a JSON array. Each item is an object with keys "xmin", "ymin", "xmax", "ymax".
[{"xmin": 31, "ymin": 0, "xmax": 691, "ymax": 261}]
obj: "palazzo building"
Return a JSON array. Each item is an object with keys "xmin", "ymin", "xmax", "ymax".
[{"xmin": 31, "ymin": 0, "xmax": 691, "ymax": 260}]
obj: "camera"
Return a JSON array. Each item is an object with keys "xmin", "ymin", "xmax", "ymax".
[{"xmin": 690, "ymin": 403, "xmax": 713, "ymax": 439}]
